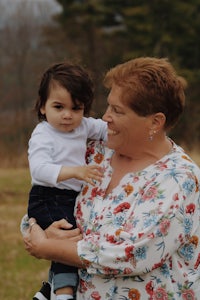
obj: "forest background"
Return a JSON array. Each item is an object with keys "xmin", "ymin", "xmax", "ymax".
[{"xmin": 0, "ymin": 0, "xmax": 200, "ymax": 168}]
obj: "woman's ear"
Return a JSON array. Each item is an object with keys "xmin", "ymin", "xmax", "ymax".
[{"xmin": 152, "ymin": 112, "xmax": 166, "ymax": 131}]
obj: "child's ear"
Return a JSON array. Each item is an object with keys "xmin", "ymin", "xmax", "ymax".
[{"xmin": 40, "ymin": 106, "xmax": 45, "ymax": 115}]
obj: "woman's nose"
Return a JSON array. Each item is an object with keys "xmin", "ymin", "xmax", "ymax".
[{"xmin": 102, "ymin": 107, "xmax": 111, "ymax": 122}]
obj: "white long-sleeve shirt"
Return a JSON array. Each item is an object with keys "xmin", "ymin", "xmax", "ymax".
[{"xmin": 28, "ymin": 118, "xmax": 107, "ymax": 191}]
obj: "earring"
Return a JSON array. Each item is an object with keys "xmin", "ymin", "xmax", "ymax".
[
  {"xmin": 149, "ymin": 134, "xmax": 153, "ymax": 141},
  {"xmin": 149, "ymin": 130, "xmax": 156, "ymax": 141}
]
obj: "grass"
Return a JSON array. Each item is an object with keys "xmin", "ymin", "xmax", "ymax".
[{"xmin": 0, "ymin": 168, "xmax": 49, "ymax": 299}]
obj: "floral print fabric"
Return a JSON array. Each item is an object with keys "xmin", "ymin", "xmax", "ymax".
[{"xmin": 75, "ymin": 140, "xmax": 200, "ymax": 300}]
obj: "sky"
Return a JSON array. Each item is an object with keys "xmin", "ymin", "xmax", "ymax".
[{"xmin": 0, "ymin": 0, "xmax": 62, "ymax": 27}]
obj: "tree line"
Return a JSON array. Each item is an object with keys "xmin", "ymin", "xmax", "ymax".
[{"xmin": 0, "ymin": 0, "xmax": 199, "ymax": 166}]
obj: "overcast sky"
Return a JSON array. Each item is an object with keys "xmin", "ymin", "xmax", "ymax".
[{"xmin": 0, "ymin": 0, "xmax": 62, "ymax": 27}]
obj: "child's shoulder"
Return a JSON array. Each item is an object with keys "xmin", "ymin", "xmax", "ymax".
[
  {"xmin": 31, "ymin": 121, "xmax": 53, "ymax": 140},
  {"xmin": 32, "ymin": 121, "xmax": 46, "ymax": 131},
  {"xmin": 83, "ymin": 117, "xmax": 106, "ymax": 127}
]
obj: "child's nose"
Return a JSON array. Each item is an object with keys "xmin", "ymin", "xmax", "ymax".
[{"xmin": 63, "ymin": 110, "xmax": 72, "ymax": 119}]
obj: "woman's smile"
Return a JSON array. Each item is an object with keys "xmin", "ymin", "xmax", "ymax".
[{"xmin": 107, "ymin": 128, "xmax": 118, "ymax": 136}]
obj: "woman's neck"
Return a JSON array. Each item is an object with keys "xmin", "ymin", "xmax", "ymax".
[
  {"xmin": 112, "ymin": 136, "xmax": 172, "ymax": 171},
  {"xmin": 105, "ymin": 136, "xmax": 172, "ymax": 196}
]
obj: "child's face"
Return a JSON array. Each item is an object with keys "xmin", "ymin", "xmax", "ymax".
[{"xmin": 40, "ymin": 82, "xmax": 84, "ymax": 133}]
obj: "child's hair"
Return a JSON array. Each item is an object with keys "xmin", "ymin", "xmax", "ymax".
[{"xmin": 35, "ymin": 62, "xmax": 94, "ymax": 121}]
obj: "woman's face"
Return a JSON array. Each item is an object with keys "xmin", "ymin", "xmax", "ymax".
[{"xmin": 103, "ymin": 84, "xmax": 151, "ymax": 155}]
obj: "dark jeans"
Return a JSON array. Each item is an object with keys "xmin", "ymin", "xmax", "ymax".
[{"xmin": 28, "ymin": 185, "xmax": 79, "ymax": 276}]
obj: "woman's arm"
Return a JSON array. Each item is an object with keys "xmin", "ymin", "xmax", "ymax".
[
  {"xmin": 24, "ymin": 219, "xmax": 83, "ymax": 268},
  {"xmin": 77, "ymin": 174, "xmax": 200, "ymax": 276}
]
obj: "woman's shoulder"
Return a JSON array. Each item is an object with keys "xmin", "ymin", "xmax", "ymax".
[
  {"xmin": 86, "ymin": 140, "xmax": 106, "ymax": 155},
  {"xmin": 86, "ymin": 140, "xmax": 113, "ymax": 164},
  {"xmin": 169, "ymin": 141, "xmax": 200, "ymax": 179}
]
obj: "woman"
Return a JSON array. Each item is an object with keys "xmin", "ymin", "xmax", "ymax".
[{"xmin": 25, "ymin": 57, "xmax": 200, "ymax": 299}]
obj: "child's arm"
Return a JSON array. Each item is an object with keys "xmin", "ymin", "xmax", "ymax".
[
  {"xmin": 85, "ymin": 117, "xmax": 107, "ymax": 141},
  {"xmin": 57, "ymin": 165, "xmax": 103, "ymax": 186}
]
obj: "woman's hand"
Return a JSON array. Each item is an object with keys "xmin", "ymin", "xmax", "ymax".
[
  {"xmin": 23, "ymin": 218, "xmax": 82, "ymax": 260},
  {"xmin": 24, "ymin": 218, "xmax": 47, "ymax": 259},
  {"xmin": 45, "ymin": 219, "xmax": 82, "ymax": 240}
]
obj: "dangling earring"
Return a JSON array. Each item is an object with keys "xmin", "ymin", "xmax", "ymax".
[
  {"xmin": 149, "ymin": 134, "xmax": 153, "ymax": 141},
  {"xmin": 149, "ymin": 130, "xmax": 156, "ymax": 141}
]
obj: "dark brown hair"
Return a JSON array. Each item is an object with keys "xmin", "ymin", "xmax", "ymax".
[{"xmin": 35, "ymin": 62, "xmax": 94, "ymax": 121}]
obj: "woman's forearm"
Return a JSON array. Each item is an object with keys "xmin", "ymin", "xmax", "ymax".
[{"xmin": 38, "ymin": 238, "xmax": 83, "ymax": 268}]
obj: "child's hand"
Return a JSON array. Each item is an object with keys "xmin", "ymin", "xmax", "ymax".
[
  {"xmin": 58, "ymin": 165, "xmax": 103, "ymax": 184},
  {"xmin": 75, "ymin": 165, "xmax": 103, "ymax": 186}
]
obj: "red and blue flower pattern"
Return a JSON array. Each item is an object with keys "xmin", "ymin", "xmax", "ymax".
[{"xmin": 75, "ymin": 140, "xmax": 200, "ymax": 299}]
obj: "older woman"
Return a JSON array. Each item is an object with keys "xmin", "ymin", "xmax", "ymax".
[{"xmin": 25, "ymin": 57, "xmax": 200, "ymax": 300}]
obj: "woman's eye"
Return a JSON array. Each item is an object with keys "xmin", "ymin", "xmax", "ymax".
[
  {"xmin": 108, "ymin": 104, "xmax": 123, "ymax": 114},
  {"xmin": 112, "ymin": 107, "xmax": 122, "ymax": 114}
]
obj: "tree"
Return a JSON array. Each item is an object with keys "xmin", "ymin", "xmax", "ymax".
[
  {"xmin": 0, "ymin": 0, "xmax": 63, "ymax": 164},
  {"xmin": 54, "ymin": 0, "xmax": 200, "ymax": 145},
  {"xmin": 0, "ymin": 0, "xmax": 199, "ymax": 165}
]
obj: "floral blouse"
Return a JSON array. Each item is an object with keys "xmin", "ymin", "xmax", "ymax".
[{"xmin": 75, "ymin": 140, "xmax": 200, "ymax": 300}]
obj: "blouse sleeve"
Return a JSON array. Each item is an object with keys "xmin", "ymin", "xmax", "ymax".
[{"xmin": 77, "ymin": 166, "xmax": 200, "ymax": 276}]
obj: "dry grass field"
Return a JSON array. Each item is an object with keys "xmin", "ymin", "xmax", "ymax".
[
  {"xmin": 0, "ymin": 148, "xmax": 199, "ymax": 299},
  {"xmin": 0, "ymin": 168, "xmax": 49, "ymax": 299}
]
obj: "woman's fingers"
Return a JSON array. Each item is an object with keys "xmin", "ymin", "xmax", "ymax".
[
  {"xmin": 23, "ymin": 218, "xmax": 47, "ymax": 256},
  {"xmin": 29, "ymin": 217, "xmax": 37, "ymax": 230},
  {"xmin": 68, "ymin": 233, "xmax": 83, "ymax": 242},
  {"xmin": 52, "ymin": 219, "xmax": 73, "ymax": 230},
  {"xmin": 45, "ymin": 219, "xmax": 81, "ymax": 239}
]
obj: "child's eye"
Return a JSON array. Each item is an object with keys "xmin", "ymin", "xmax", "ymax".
[
  {"xmin": 72, "ymin": 106, "xmax": 84, "ymax": 111},
  {"xmin": 54, "ymin": 104, "xmax": 63, "ymax": 109}
]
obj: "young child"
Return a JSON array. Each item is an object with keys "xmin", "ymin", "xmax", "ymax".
[{"xmin": 26, "ymin": 62, "xmax": 107, "ymax": 300}]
